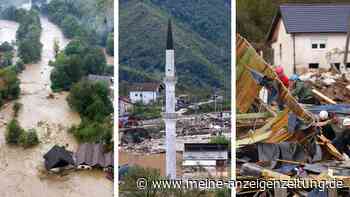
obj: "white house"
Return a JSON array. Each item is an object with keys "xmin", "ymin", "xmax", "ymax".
[
  {"xmin": 266, "ymin": 4, "xmax": 350, "ymax": 76},
  {"xmin": 119, "ymin": 96, "xmax": 133, "ymax": 116},
  {"xmin": 129, "ymin": 82, "xmax": 163, "ymax": 104},
  {"xmin": 182, "ymin": 143, "xmax": 228, "ymax": 178}
]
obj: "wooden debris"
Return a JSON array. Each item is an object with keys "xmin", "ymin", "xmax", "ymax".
[{"xmin": 312, "ymin": 89, "xmax": 337, "ymax": 104}]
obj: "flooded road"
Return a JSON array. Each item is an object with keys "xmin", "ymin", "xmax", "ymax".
[{"xmin": 0, "ymin": 18, "xmax": 113, "ymax": 197}]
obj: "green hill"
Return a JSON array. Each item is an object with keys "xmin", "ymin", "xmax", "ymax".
[{"xmin": 119, "ymin": 0, "xmax": 230, "ymax": 98}]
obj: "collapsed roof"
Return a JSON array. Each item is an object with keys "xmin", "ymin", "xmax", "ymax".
[
  {"xmin": 75, "ymin": 143, "xmax": 114, "ymax": 168},
  {"xmin": 43, "ymin": 145, "xmax": 75, "ymax": 170}
]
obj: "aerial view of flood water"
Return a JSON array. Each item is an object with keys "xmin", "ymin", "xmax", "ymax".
[{"xmin": 0, "ymin": 0, "xmax": 114, "ymax": 196}]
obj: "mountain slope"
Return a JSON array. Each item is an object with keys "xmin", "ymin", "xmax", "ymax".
[{"xmin": 119, "ymin": 0, "xmax": 230, "ymax": 98}]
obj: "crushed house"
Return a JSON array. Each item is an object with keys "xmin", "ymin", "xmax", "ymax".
[
  {"xmin": 236, "ymin": 34, "xmax": 350, "ymax": 196},
  {"xmin": 75, "ymin": 143, "xmax": 114, "ymax": 168},
  {"xmin": 182, "ymin": 143, "xmax": 228, "ymax": 178},
  {"xmin": 43, "ymin": 145, "xmax": 75, "ymax": 170},
  {"xmin": 129, "ymin": 82, "xmax": 163, "ymax": 104},
  {"xmin": 267, "ymin": 4, "xmax": 350, "ymax": 76}
]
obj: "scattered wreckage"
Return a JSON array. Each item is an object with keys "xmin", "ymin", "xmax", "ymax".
[{"xmin": 236, "ymin": 34, "xmax": 350, "ymax": 196}]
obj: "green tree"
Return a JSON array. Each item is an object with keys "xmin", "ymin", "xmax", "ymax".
[
  {"xmin": 83, "ymin": 47, "xmax": 107, "ymax": 75},
  {"xmin": 106, "ymin": 32, "xmax": 114, "ymax": 56},
  {"xmin": 0, "ymin": 67, "xmax": 20, "ymax": 100},
  {"xmin": 6, "ymin": 119, "xmax": 24, "ymax": 145},
  {"xmin": 53, "ymin": 38, "xmax": 60, "ymax": 58},
  {"xmin": 61, "ymin": 15, "xmax": 81, "ymax": 38},
  {"xmin": 23, "ymin": 129, "xmax": 40, "ymax": 147},
  {"xmin": 67, "ymin": 80, "xmax": 112, "ymax": 121},
  {"xmin": 50, "ymin": 53, "xmax": 84, "ymax": 91},
  {"xmin": 0, "ymin": 42, "xmax": 14, "ymax": 52},
  {"xmin": 15, "ymin": 59, "xmax": 25, "ymax": 73}
]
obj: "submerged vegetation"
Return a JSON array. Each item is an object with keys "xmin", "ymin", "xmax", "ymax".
[
  {"xmin": 50, "ymin": 39, "xmax": 108, "ymax": 91},
  {"xmin": 67, "ymin": 80, "xmax": 113, "ymax": 144},
  {"xmin": 6, "ymin": 119, "xmax": 39, "ymax": 148},
  {"xmin": 0, "ymin": 67, "xmax": 20, "ymax": 105}
]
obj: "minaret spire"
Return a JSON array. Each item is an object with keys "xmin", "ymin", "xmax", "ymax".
[{"xmin": 166, "ymin": 19, "xmax": 173, "ymax": 50}]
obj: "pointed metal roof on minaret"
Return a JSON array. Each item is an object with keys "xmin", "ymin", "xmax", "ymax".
[{"xmin": 166, "ymin": 19, "xmax": 173, "ymax": 50}]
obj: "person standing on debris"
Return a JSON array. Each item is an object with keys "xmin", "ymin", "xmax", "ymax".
[
  {"xmin": 315, "ymin": 110, "xmax": 336, "ymax": 140},
  {"xmin": 275, "ymin": 66, "xmax": 289, "ymax": 88},
  {"xmin": 289, "ymin": 74, "xmax": 319, "ymax": 104}
]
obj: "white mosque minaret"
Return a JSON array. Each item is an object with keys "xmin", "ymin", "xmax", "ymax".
[{"xmin": 164, "ymin": 19, "xmax": 177, "ymax": 179}]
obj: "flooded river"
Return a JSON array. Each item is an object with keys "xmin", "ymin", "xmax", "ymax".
[{"xmin": 0, "ymin": 18, "xmax": 113, "ymax": 197}]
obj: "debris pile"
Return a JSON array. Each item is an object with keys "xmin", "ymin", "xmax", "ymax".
[
  {"xmin": 236, "ymin": 34, "xmax": 350, "ymax": 196},
  {"xmin": 300, "ymin": 71, "xmax": 350, "ymax": 103}
]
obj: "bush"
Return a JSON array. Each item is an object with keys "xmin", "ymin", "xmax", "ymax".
[
  {"xmin": 20, "ymin": 129, "xmax": 40, "ymax": 148},
  {"xmin": 209, "ymin": 135, "xmax": 230, "ymax": 149},
  {"xmin": 0, "ymin": 42, "xmax": 14, "ymax": 52},
  {"xmin": 70, "ymin": 119, "xmax": 112, "ymax": 144},
  {"xmin": 0, "ymin": 67, "xmax": 21, "ymax": 101},
  {"xmin": 15, "ymin": 59, "xmax": 25, "ymax": 73},
  {"xmin": 6, "ymin": 119, "xmax": 24, "ymax": 145},
  {"xmin": 131, "ymin": 103, "xmax": 162, "ymax": 120},
  {"xmin": 13, "ymin": 102, "xmax": 22, "ymax": 117}
]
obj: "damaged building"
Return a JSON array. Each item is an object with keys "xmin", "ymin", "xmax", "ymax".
[{"xmin": 236, "ymin": 34, "xmax": 350, "ymax": 196}]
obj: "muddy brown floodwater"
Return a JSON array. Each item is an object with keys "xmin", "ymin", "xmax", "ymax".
[{"xmin": 0, "ymin": 18, "xmax": 113, "ymax": 197}]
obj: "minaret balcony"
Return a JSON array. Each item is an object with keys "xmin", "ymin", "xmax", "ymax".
[
  {"xmin": 162, "ymin": 112, "xmax": 177, "ymax": 119},
  {"xmin": 164, "ymin": 76, "xmax": 177, "ymax": 83}
]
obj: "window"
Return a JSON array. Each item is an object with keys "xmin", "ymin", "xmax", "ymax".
[
  {"xmin": 309, "ymin": 63, "xmax": 319, "ymax": 69},
  {"xmin": 311, "ymin": 39, "xmax": 327, "ymax": 49}
]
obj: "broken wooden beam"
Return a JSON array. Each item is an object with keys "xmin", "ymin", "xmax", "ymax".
[
  {"xmin": 312, "ymin": 89, "xmax": 337, "ymax": 104},
  {"xmin": 236, "ymin": 112, "xmax": 273, "ymax": 120}
]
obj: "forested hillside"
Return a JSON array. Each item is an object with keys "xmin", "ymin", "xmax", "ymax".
[
  {"xmin": 237, "ymin": 0, "xmax": 350, "ymax": 46},
  {"xmin": 120, "ymin": 0, "xmax": 230, "ymax": 98}
]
